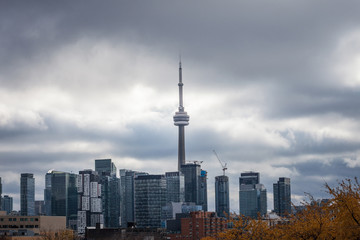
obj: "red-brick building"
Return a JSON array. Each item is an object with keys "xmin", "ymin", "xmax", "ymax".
[{"xmin": 168, "ymin": 211, "xmax": 227, "ymax": 240}]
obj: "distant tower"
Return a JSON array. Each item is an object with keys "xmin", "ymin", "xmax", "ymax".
[
  {"xmin": 173, "ymin": 61, "xmax": 190, "ymax": 171},
  {"xmin": 181, "ymin": 163, "xmax": 208, "ymax": 211},
  {"xmin": 239, "ymin": 172, "xmax": 267, "ymax": 218},
  {"xmin": 134, "ymin": 174, "xmax": 167, "ymax": 228},
  {"xmin": 119, "ymin": 169, "xmax": 148, "ymax": 228},
  {"xmin": 20, "ymin": 173, "xmax": 35, "ymax": 216},
  {"xmin": 2, "ymin": 195, "xmax": 13, "ymax": 214},
  {"xmin": 95, "ymin": 159, "xmax": 120, "ymax": 228},
  {"xmin": 44, "ymin": 170, "xmax": 78, "ymax": 228},
  {"xmin": 273, "ymin": 177, "xmax": 291, "ymax": 216},
  {"xmin": 77, "ymin": 169, "xmax": 103, "ymax": 235},
  {"xmin": 215, "ymin": 175, "xmax": 229, "ymax": 218}
]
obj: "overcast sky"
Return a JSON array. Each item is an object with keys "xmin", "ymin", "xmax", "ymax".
[{"xmin": 1, "ymin": 0, "xmax": 360, "ymax": 212}]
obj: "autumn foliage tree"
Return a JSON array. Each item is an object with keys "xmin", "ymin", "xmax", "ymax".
[{"xmin": 203, "ymin": 178, "xmax": 360, "ymax": 240}]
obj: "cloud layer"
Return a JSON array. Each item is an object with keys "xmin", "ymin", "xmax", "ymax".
[{"xmin": 1, "ymin": 0, "xmax": 360, "ymax": 211}]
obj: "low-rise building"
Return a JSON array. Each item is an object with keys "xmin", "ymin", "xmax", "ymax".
[
  {"xmin": 167, "ymin": 211, "xmax": 227, "ymax": 240},
  {"xmin": 0, "ymin": 212, "xmax": 66, "ymax": 236}
]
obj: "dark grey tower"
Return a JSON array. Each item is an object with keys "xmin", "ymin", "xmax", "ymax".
[
  {"xmin": 273, "ymin": 177, "xmax": 291, "ymax": 216},
  {"xmin": 173, "ymin": 61, "xmax": 190, "ymax": 171},
  {"xmin": 215, "ymin": 175, "xmax": 229, "ymax": 218}
]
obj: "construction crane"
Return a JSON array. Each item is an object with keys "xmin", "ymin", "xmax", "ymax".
[{"xmin": 213, "ymin": 150, "xmax": 227, "ymax": 176}]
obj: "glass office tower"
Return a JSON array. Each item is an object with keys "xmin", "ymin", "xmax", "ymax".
[
  {"xmin": 20, "ymin": 173, "xmax": 35, "ymax": 216},
  {"xmin": 165, "ymin": 171, "xmax": 185, "ymax": 203},
  {"xmin": 239, "ymin": 172, "xmax": 267, "ymax": 218},
  {"xmin": 44, "ymin": 171, "xmax": 78, "ymax": 228},
  {"xmin": 95, "ymin": 159, "xmax": 120, "ymax": 228},
  {"xmin": 134, "ymin": 174, "xmax": 167, "ymax": 228},
  {"xmin": 2, "ymin": 195, "xmax": 13, "ymax": 214},
  {"xmin": 181, "ymin": 163, "xmax": 208, "ymax": 211},
  {"xmin": 273, "ymin": 177, "xmax": 291, "ymax": 216},
  {"xmin": 120, "ymin": 169, "xmax": 148, "ymax": 228}
]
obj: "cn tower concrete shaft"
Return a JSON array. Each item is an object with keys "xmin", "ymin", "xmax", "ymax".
[{"xmin": 173, "ymin": 62, "xmax": 190, "ymax": 171}]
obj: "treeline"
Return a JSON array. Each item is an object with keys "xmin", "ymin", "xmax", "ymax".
[{"xmin": 204, "ymin": 178, "xmax": 360, "ymax": 240}]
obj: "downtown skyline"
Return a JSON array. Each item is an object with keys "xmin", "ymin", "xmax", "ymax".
[{"xmin": 1, "ymin": 0, "xmax": 360, "ymax": 213}]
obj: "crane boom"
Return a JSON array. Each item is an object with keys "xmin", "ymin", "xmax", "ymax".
[{"xmin": 213, "ymin": 150, "xmax": 227, "ymax": 176}]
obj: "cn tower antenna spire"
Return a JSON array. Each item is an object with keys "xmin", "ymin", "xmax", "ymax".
[{"xmin": 174, "ymin": 60, "xmax": 190, "ymax": 171}]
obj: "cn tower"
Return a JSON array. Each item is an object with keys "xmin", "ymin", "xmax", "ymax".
[{"xmin": 173, "ymin": 61, "xmax": 190, "ymax": 171}]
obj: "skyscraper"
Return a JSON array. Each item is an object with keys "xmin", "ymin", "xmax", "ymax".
[
  {"xmin": 199, "ymin": 170, "xmax": 208, "ymax": 211},
  {"xmin": 20, "ymin": 173, "xmax": 35, "ymax": 216},
  {"xmin": 174, "ymin": 61, "xmax": 190, "ymax": 171},
  {"xmin": 44, "ymin": 171, "xmax": 52, "ymax": 216},
  {"xmin": 119, "ymin": 169, "xmax": 148, "ymax": 228},
  {"xmin": 181, "ymin": 163, "xmax": 208, "ymax": 211},
  {"xmin": 134, "ymin": 174, "xmax": 167, "ymax": 228},
  {"xmin": 95, "ymin": 159, "xmax": 117, "ymax": 177},
  {"xmin": 44, "ymin": 170, "xmax": 78, "ymax": 228},
  {"xmin": 165, "ymin": 171, "xmax": 185, "ymax": 203},
  {"xmin": 95, "ymin": 159, "xmax": 120, "ymax": 228},
  {"xmin": 215, "ymin": 175, "xmax": 229, "ymax": 218},
  {"xmin": 2, "ymin": 195, "xmax": 13, "ymax": 214},
  {"xmin": 77, "ymin": 169, "xmax": 103, "ymax": 235},
  {"xmin": 239, "ymin": 172, "xmax": 267, "ymax": 218},
  {"xmin": 273, "ymin": 177, "xmax": 291, "ymax": 216}
]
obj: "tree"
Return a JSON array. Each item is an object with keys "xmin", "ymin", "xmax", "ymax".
[
  {"xmin": 326, "ymin": 178, "xmax": 360, "ymax": 239},
  {"xmin": 211, "ymin": 178, "xmax": 360, "ymax": 240}
]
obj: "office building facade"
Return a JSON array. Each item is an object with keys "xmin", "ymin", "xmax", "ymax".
[
  {"xmin": 134, "ymin": 174, "xmax": 167, "ymax": 228},
  {"xmin": 44, "ymin": 170, "xmax": 78, "ymax": 228},
  {"xmin": 273, "ymin": 177, "xmax": 291, "ymax": 216},
  {"xmin": 20, "ymin": 173, "xmax": 35, "ymax": 216},
  {"xmin": 165, "ymin": 171, "xmax": 185, "ymax": 203},
  {"xmin": 95, "ymin": 159, "xmax": 117, "ymax": 177},
  {"xmin": 239, "ymin": 172, "xmax": 267, "ymax": 218},
  {"xmin": 44, "ymin": 171, "xmax": 52, "ymax": 216},
  {"xmin": 181, "ymin": 163, "xmax": 208, "ymax": 211},
  {"xmin": 120, "ymin": 169, "xmax": 148, "ymax": 228},
  {"xmin": 215, "ymin": 175, "xmax": 229, "ymax": 218},
  {"xmin": 95, "ymin": 159, "xmax": 120, "ymax": 228}
]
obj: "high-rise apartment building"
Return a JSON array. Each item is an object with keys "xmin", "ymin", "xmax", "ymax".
[
  {"xmin": 20, "ymin": 173, "xmax": 35, "ymax": 216},
  {"xmin": 181, "ymin": 163, "xmax": 208, "ymax": 211},
  {"xmin": 2, "ymin": 195, "xmax": 13, "ymax": 214},
  {"xmin": 77, "ymin": 169, "xmax": 103, "ymax": 235},
  {"xmin": 95, "ymin": 159, "xmax": 120, "ymax": 228},
  {"xmin": 239, "ymin": 172, "xmax": 267, "ymax": 218},
  {"xmin": 215, "ymin": 175, "xmax": 229, "ymax": 218},
  {"xmin": 44, "ymin": 170, "xmax": 78, "ymax": 228},
  {"xmin": 165, "ymin": 171, "xmax": 185, "ymax": 203},
  {"xmin": 273, "ymin": 177, "xmax": 291, "ymax": 216},
  {"xmin": 134, "ymin": 174, "xmax": 167, "ymax": 228},
  {"xmin": 119, "ymin": 169, "xmax": 148, "ymax": 228}
]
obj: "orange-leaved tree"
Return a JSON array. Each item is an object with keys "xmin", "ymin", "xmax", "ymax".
[{"xmin": 208, "ymin": 178, "xmax": 360, "ymax": 240}]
